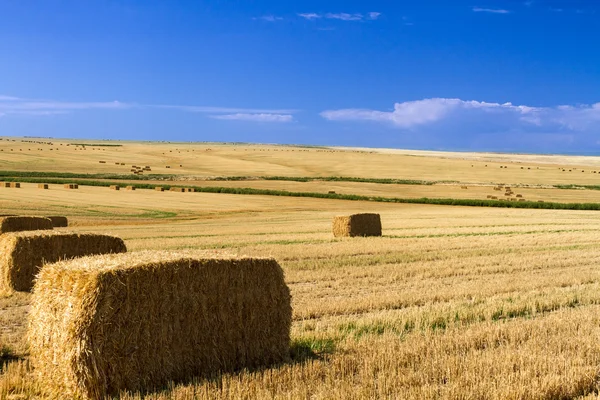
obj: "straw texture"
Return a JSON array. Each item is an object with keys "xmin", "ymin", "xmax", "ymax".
[
  {"xmin": 332, "ymin": 213, "xmax": 382, "ymax": 237},
  {"xmin": 28, "ymin": 251, "xmax": 291, "ymax": 399},
  {"xmin": 0, "ymin": 216, "xmax": 53, "ymax": 234},
  {"xmin": 0, "ymin": 231, "xmax": 126, "ymax": 292}
]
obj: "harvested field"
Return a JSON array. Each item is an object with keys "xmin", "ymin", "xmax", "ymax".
[
  {"xmin": 0, "ymin": 231, "xmax": 126, "ymax": 291},
  {"xmin": 4, "ymin": 140, "xmax": 600, "ymax": 398}
]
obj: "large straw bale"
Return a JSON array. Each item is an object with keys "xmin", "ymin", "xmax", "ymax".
[
  {"xmin": 28, "ymin": 251, "xmax": 291, "ymax": 399},
  {"xmin": 46, "ymin": 216, "xmax": 68, "ymax": 228},
  {"xmin": 0, "ymin": 231, "xmax": 126, "ymax": 292},
  {"xmin": 10, "ymin": 182, "xmax": 21, "ymax": 188},
  {"xmin": 0, "ymin": 216, "xmax": 53, "ymax": 234},
  {"xmin": 37, "ymin": 184, "xmax": 49, "ymax": 189},
  {"xmin": 332, "ymin": 213, "xmax": 382, "ymax": 237}
]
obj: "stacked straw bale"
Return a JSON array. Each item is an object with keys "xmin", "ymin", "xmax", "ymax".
[
  {"xmin": 0, "ymin": 216, "xmax": 53, "ymax": 234},
  {"xmin": 0, "ymin": 231, "xmax": 126, "ymax": 292},
  {"xmin": 46, "ymin": 216, "xmax": 68, "ymax": 228},
  {"xmin": 332, "ymin": 213, "xmax": 382, "ymax": 237},
  {"xmin": 28, "ymin": 251, "xmax": 291, "ymax": 399}
]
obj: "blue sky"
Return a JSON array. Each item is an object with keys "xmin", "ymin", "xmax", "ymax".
[{"xmin": 1, "ymin": 0, "xmax": 599, "ymax": 153}]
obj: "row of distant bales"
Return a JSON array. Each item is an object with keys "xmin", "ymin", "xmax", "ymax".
[{"xmin": 1, "ymin": 182, "xmax": 195, "ymax": 192}]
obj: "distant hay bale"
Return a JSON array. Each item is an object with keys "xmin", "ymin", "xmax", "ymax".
[
  {"xmin": 518, "ymin": 198, "xmax": 526, "ymax": 202},
  {"xmin": 46, "ymin": 216, "xmax": 68, "ymax": 228},
  {"xmin": 328, "ymin": 190, "xmax": 336, "ymax": 194},
  {"xmin": 0, "ymin": 216, "xmax": 53, "ymax": 234},
  {"xmin": 170, "ymin": 187, "xmax": 185, "ymax": 192},
  {"xmin": 2, "ymin": 182, "xmax": 9, "ymax": 188},
  {"xmin": 10, "ymin": 182, "xmax": 21, "ymax": 188},
  {"xmin": 486, "ymin": 195, "xmax": 492, "ymax": 199},
  {"xmin": 64, "ymin": 184, "xmax": 77, "ymax": 189},
  {"xmin": 0, "ymin": 231, "xmax": 126, "ymax": 292},
  {"xmin": 461, "ymin": 186, "xmax": 468, "ymax": 189},
  {"xmin": 333, "ymin": 213, "xmax": 382, "ymax": 237},
  {"xmin": 516, "ymin": 194, "xmax": 523, "ymax": 198},
  {"xmin": 28, "ymin": 251, "xmax": 291, "ymax": 399},
  {"xmin": 99, "ymin": 161, "xmax": 106, "ymax": 164},
  {"xmin": 155, "ymin": 187, "xmax": 164, "ymax": 192},
  {"xmin": 110, "ymin": 185, "xmax": 120, "ymax": 191},
  {"xmin": 491, "ymin": 196, "xmax": 498, "ymax": 200},
  {"xmin": 166, "ymin": 166, "xmax": 171, "ymax": 169},
  {"xmin": 186, "ymin": 188, "xmax": 194, "ymax": 192},
  {"xmin": 38, "ymin": 184, "xmax": 49, "ymax": 190},
  {"xmin": 125, "ymin": 186, "xmax": 135, "ymax": 191}
]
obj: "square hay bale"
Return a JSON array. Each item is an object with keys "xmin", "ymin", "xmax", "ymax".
[
  {"xmin": 46, "ymin": 216, "xmax": 68, "ymax": 228},
  {"xmin": 333, "ymin": 213, "xmax": 382, "ymax": 237},
  {"xmin": 125, "ymin": 186, "xmax": 135, "ymax": 191},
  {"xmin": 0, "ymin": 231, "xmax": 126, "ymax": 292},
  {"xmin": 170, "ymin": 187, "xmax": 185, "ymax": 192},
  {"xmin": 28, "ymin": 251, "xmax": 291, "ymax": 399},
  {"xmin": 155, "ymin": 187, "xmax": 164, "ymax": 192},
  {"xmin": 38, "ymin": 184, "xmax": 49, "ymax": 189},
  {"xmin": 3, "ymin": 182, "xmax": 10, "ymax": 188},
  {"xmin": 110, "ymin": 185, "xmax": 120, "ymax": 191},
  {"xmin": 10, "ymin": 182, "xmax": 21, "ymax": 188},
  {"xmin": 0, "ymin": 216, "xmax": 53, "ymax": 234}
]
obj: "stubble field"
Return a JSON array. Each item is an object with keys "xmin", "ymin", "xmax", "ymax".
[{"xmin": 2, "ymin": 138, "xmax": 600, "ymax": 399}]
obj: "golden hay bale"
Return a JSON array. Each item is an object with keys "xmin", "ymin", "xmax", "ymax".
[
  {"xmin": 155, "ymin": 187, "xmax": 164, "ymax": 192},
  {"xmin": 46, "ymin": 216, "xmax": 68, "ymax": 228},
  {"xmin": 170, "ymin": 187, "xmax": 185, "ymax": 192},
  {"xmin": 28, "ymin": 251, "xmax": 291, "ymax": 399},
  {"xmin": 0, "ymin": 216, "xmax": 53, "ymax": 234},
  {"xmin": 185, "ymin": 188, "xmax": 194, "ymax": 192},
  {"xmin": 125, "ymin": 186, "xmax": 135, "ymax": 191},
  {"xmin": 516, "ymin": 194, "xmax": 523, "ymax": 198},
  {"xmin": 333, "ymin": 213, "xmax": 382, "ymax": 237},
  {"xmin": 328, "ymin": 190, "xmax": 336, "ymax": 194},
  {"xmin": 110, "ymin": 185, "xmax": 120, "ymax": 191},
  {"xmin": 10, "ymin": 182, "xmax": 21, "ymax": 188},
  {"xmin": 2, "ymin": 182, "xmax": 10, "ymax": 188},
  {"xmin": 37, "ymin": 184, "xmax": 49, "ymax": 189},
  {"xmin": 0, "ymin": 231, "xmax": 126, "ymax": 292}
]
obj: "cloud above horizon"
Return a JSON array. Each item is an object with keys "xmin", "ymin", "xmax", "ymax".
[
  {"xmin": 472, "ymin": 7, "xmax": 511, "ymax": 14},
  {"xmin": 320, "ymin": 98, "xmax": 600, "ymax": 134},
  {"xmin": 298, "ymin": 12, "xmax": 381, "ymax": 21},
  {"xmin": 0, "ymin": 95, "xmax": 296, "ymax": 122},
  {"xmin": 209, "ymin": 113, "xmax": 294, "ymax": 122}
]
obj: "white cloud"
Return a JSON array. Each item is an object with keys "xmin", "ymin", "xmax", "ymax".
[
  {"xmin": 320, "ymin": 98, "xmax": 600, "ymax": 133},
  {"xmin": 255, "ymin": 15, "xmax": 283, "ymax": 22},
  {"xmin": 209, "ymin": 113, "xmax": 294, "ymax": 122},
  {"xmin": 298, "ymin": 13, "xmax": 321, "ymax": 20},
  {"xmin": 472, "ymin": 7, "xmax": 511, "ymax": 14},
  {"xmin": 298, "ymin": 12, "xmax": 381, "ymax": 22},
  {"xmin": 325, "ymin": 13, "xmax": 363, "ymax": 21},
  {"xmin": 0, "ymin": 95, "xmax": 297, "ymax": 120}
]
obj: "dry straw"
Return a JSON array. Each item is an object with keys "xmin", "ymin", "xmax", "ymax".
[
  {"xmin": 0, "ymin": 231, "xmax": 126, "ymax": 292},
  {"xmin": 10, "ymin": 182, "xmax": 21, "ymax": 188},
  {"xmin": 155, "ymin": 187, "xmax": 164, "ymax": 192},
  {"xmin": 333, "ymin": 213, "xmax": 382, "ymax": 237},
  {"xmin": 0, "ymin": 216, "xmax": 53, "ymax": 234},
  {"xmin": 126, "ymin": 186, "xmax": 135, "ymax": 191},
  {"xmin": 28, "ymin": 250, "xmax": 291, "ymax": 399},
  {"xmin": 37, "ymin": 184, "xmax": 49, "ymax": 189},
  {"xmin": 2, "ymin": 182, "xmax": 10, "ymax": 188},
  {"xmin": 110, "ymin": 185, "xmax": 120, "ymax": 191},
  {"xmin": 46, "ymin": 216, "xmax": 68, "ymax": 228}
]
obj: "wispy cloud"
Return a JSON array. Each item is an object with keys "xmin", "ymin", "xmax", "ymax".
[
  {"xmin": 0, "ymin": 95, "xmax": 297, "ymax": 121},
  {"xmin": 320, "ymin": 98, "xmax": 600, "ymax": 134},
  {"xmin": 298, "ymin": 13, "xmax": 321, "ymax": 20},
  {"xmin": 472, "ymin": 7, "xmax": 511, "ymax": 14},
  {"xmin": 298, "ymin": 12, "xmax": 382, "ymax": 21},
  {"xmin": 209, "ymin": 113, "xmax": 294, "ymax": 122},
  {"xmin": 254, "ymin": 15, "xmax": 283, "ymax": 22}
]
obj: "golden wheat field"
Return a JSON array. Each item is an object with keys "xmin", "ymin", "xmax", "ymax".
[{"xmin": 4, "ymin": 138, "xmax": 600, "ymax": 398}]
